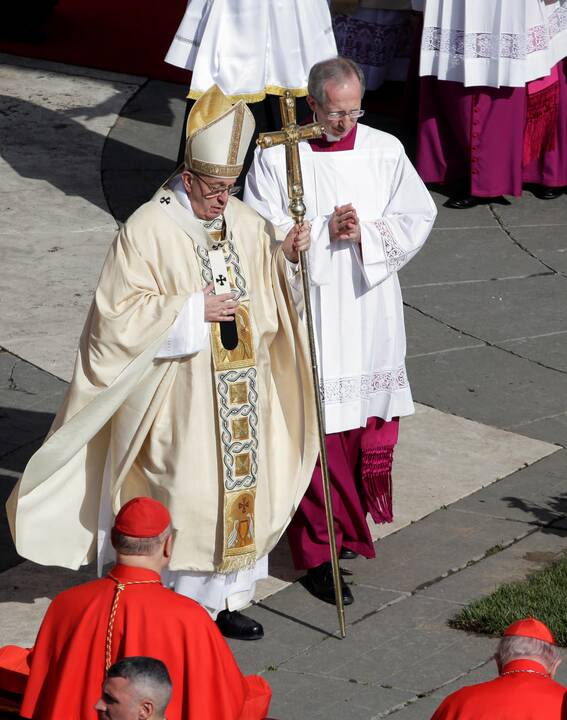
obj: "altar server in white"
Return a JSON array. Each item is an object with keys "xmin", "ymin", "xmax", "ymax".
[
  {"xmin": 244, "ymin": 56, "xmax": 436, "ymax": 606},
  {"xmin": 165, "ymin": 0, "xmax": 338, "ymax": 166}
]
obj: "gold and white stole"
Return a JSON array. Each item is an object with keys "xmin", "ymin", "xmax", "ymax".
[{"xmin": 154, "ymin": 187, "xmax": 259, "ymax": 572}]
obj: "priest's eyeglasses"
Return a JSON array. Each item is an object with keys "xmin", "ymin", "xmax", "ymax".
[
  {"xmin": 325, "ymin": 109, "xmax": 365, "ymax": 120},
  {"xmin": 194, "ymin": 174, "xmax": 241, "ymax": 199}
]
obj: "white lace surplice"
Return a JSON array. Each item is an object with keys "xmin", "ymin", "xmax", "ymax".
[
  {"xmin": 165, "ymin": 0, "xmax": 337, "ymax": 99},
  {"xmin": 244, "ymin": 124, "xmax": 437, "ymax": 435},
  {"xmin": 333, "ymin": 8, "xmax": 411, "ymax": 90},
  {"xmin": 420, "ymin": 0, "xmax": 567, "ymax": 88}
]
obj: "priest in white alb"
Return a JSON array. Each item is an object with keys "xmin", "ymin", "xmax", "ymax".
[
  {"xmin": 7, "ymin": 85, "xmax": 318, "ymax": 641},
  {"xmin": 244, "ymin": 57, "xmax": 437, "ymax": 605}
]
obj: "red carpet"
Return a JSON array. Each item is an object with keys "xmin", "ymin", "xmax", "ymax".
[{"xmin": 0, "ymin": 0, "xmax": 191, "ymax": 84}]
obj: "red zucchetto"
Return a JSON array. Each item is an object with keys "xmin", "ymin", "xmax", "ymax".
[
  {"xmin": 503, "ymin": 617, "xmax": 556, "ymax": 645},
  {"xmin": 113, "ymin": 497, "xmax": 170, "ymax": 538}
]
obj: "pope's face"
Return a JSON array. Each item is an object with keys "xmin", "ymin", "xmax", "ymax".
[
  {"xmin": 95, "ymin": 677, "xmax": 149, "ymax": 720},
  {"xmin": 182, "ymin": 171, "xmax": 236, "ymax": 221},
  {"xmin": 308, "ymin": 77, "xmax": 363, "ymax": 140}
]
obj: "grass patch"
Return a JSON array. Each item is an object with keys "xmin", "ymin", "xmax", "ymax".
[{"xmin": 450, "ymin": 552, "xmax": 567, "ymax": 646}]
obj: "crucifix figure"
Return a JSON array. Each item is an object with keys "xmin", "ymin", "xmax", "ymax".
[{"xmin": 257, "ymin": 92, "xmax": 347, "ymax": 639}]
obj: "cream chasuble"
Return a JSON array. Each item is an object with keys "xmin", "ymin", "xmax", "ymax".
[
  {"xmin": 244, "ymin": 124, "xmax": 437, "ymax": 434},
  {"xmin": 7, "ymin": 191, "xmax": 318, "ymax": 574}
]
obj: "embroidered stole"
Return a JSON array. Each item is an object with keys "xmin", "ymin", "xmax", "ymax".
[{"xmin": 154, "ymin": 188, "xmax": 259, "ymax": 572}]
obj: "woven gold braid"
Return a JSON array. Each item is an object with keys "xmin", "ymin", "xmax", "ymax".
[{"xmin": 105, "ymin": 573, "xmax": 161, "ymax": 671}]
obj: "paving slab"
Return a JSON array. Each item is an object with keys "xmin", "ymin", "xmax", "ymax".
[
  {"xmin": 509, "ymin": 225, "xmax": 567, "ymax": 275},
  {"xmin": 372, "ymin": 405, "xmax": 558, "ymax": 540},
  {"xmin": 422, "ymin": 525, "xmax": 567, "ymax": 605},
  {"xmin": 427, "ymin": 191, "xmax": 498, "ymax": 230},
  {"xmin": 500, "ymin": 331, "xmax": 567, "ymax": 373},
  {"xmin": 279, "ymin": 595, "xmax": 497, "ymax": 694},
  {"xmin": 404, "ymin": 306, "xmax": 482, "ymax": 358},
  {"xmin": 0, "ymin": 560, "xmax": 96, "ymax": 645},
  {"xmin": 264, "ymin": 670, "xmax": 412, "ymax": 720},
  {"xmin": 450, "ymin": 449, "xmax": 567, "ymax": 525},
  {"xmin": 0, "ymin": 62, "xmax": 141, "ymax": 381},
  {"xmin": 102, "ymin": 80, "xmax": 185, "ymax": 221},
  {"xmin": 382, "ymin": 694, "xmax": 443, "ymax": 719},
  {"xmin": 407, "ymin": 345, "xmax": 567, "ymax": 446},
  {"xmin": 490, "ymin": 192, "xmax": 567, "ymax": 229},
  {"xmin": 399, "ymin": 226, "xmax": 544, "ymax": 288},
  {"xmin": 403, "ymin": 274, "xmax": 567, "ymax": 346},
  {"xmin": 348, "ymin": 511, "xmax": 531, "ymax": 594}
]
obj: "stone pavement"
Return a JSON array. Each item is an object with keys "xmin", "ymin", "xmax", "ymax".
[{"xmin": 1, "ymin": 54, "xmax": 567, "ymax": 719}]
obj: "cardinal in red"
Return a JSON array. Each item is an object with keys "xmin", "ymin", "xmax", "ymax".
[
  {"xmin": 431, "ymin": 617, "xmax": 567, "ymax": 719},
  {"xmin": 0, "ymin": 497, "xmax": 271, "ymax": 720}
]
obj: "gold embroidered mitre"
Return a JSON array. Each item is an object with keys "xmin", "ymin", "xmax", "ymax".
[{"xmin": 184, "ymin": 85, "xmax": 255, "ymax": 178}]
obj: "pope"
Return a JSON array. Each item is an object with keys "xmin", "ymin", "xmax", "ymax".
[{"xmin": 7, "ymin": 84, "xmax": 318, "ymax": 641}]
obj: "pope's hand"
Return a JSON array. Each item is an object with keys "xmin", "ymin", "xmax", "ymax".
[
  {"xmin": 330, "ymin": 203, "xmax": 361, "ymax": 243},
  {"xmin": 203, "ymin": 283, "xmax": 239, "ymax": 322},
  {"xmin": 283, "ymin": 222, "xmax": 311, "ymax": 263}
]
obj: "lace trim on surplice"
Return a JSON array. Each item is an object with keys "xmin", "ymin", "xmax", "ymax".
[
  {"xmin": 422, "ymin": 6, "xmax": 567, "ymax": 63},
  {"xmin": 321, "ymin": 366, "xmax": 409, "ymax": 406}
]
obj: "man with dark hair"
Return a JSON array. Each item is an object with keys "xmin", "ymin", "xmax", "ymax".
[
  {"xmin": 431, "ymin": 618, "xmax": 567, "ymax": 719},
  {"xmin": 95, "ymin": 657, "xmax": 172, "ymax": 720},
  {"xmin": 0, "ymin": 498, "xmax": 271, "ymax": 720}
]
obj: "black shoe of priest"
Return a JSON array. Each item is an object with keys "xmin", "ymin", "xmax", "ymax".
[
  {"xmin": 216, "ymin": 610, "xmax": 264, "ymax": 640},
  {"xmin": 531, "ymin": 185, "xmax": 564, "ymax": 200},
  {"xmin": 444, "ymin": 195, "xmax": 481, "ymax": 209},
  {"xmin": 340, "ymin": 547, "xmax": 359, "ymax": 560},
  {"xmin": 304, "ymin": 561, "xmax": 354, "ymax": 606}
]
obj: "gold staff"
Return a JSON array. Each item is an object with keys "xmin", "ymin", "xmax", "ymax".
[{"xmin": 257, "ymin": 91, "xmax": 346, "ymax": 638}]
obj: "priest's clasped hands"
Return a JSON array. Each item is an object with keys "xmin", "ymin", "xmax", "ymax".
[
  {"xmin": 330, "ymin": 203, "xmax": 361, "ymax": 243},
  {"xmin": 203, "ymin": 222, "xmax": 312, "ymax": 322}
]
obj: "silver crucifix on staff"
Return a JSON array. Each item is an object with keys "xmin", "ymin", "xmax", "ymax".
[{"xmin": 257, "ymin": 91, "xmax": 346, "ymax": 639}]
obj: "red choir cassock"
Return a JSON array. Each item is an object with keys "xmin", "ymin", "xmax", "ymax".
[
  {"xmin": 431, "ymin": 658, "xmax": 567, "ymax": 720},
  {"xmin": 431, "ymin": 618, "xmax": 567, "ymax": 720},
  {"xmin": 1, "ymin": 564, "xmax": 271, "ymax": 720},
  {"xmin": 0, "ymin": 497, "xmax": 271, "ymax": 719}
]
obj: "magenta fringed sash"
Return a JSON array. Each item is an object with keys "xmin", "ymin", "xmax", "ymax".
[
  {"xmin": 523, "ymin": 66, "xmax": 560, "ymax": 167},
  {"xmin": 359, "ymin": 417, "xmax": 399, "ymax": 524}
]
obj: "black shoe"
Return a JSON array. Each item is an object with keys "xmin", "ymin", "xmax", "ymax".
[
  {"xmin": 340, "ymin": 547, "xmax": 359, "ymax": 560},
  {"xmin": 304, "ymin": 562, "xmax": 354, "ymax": 606},
  {"xmin": 444, "ymin": 195, "xmax": 481, "ymax": 209},
  {"xmin": 216, "ymin": 610, "xmax": 264, "ymax": 641},
  {"xmin": 531, "ymin": 185, "xmax": 564, "ymax": 200}
]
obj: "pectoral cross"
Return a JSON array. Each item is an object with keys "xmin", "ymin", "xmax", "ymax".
[
  {"xmin": 256, "ymin": 93, "xmax": 323, "ymax": 225},
  {"xmin": 257, "ymin": 93, "xmax": 346, "ymax": 638}
]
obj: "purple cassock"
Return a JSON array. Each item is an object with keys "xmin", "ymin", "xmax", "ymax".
[
  {"xmin": 285, "ymin": 125, "xmax": 400, "ymax": 571},
  {"xmin": 287, "ymin": 417, "xmax": 399, "ymax": 570},
  {"xmin": 416, "ymin": 59, "xmax": 567, "ymax": 197}
]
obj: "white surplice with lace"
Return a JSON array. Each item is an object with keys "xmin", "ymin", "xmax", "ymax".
[{"xmin": 244, "ymin": 124, "xmax": 437, "ymax": 435}]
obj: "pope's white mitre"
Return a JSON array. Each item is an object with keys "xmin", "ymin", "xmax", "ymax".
[{"xmin": 185, "ymin": 85, "xmax": 255, "ymax": 178}]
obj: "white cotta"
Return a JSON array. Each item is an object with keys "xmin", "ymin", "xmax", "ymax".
[
  {"xmin": 244, "ymin": 124, "xmax": 437, "ymax": 435},
  {"xmin": 165, "ymin": 0, "xmax": 337, "ymax": 99},
  {"xmin": 420, "ymin": 0, "xmax": 567, "ymax": 88}
]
